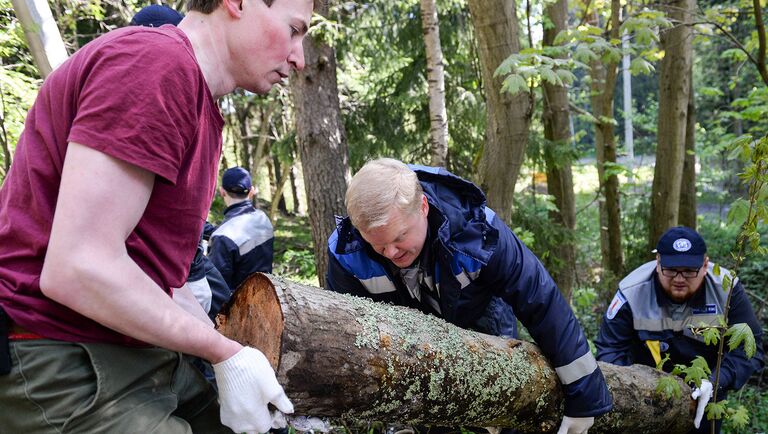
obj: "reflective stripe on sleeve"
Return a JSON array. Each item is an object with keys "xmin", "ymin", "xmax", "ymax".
[{"xmin": 555, "ymin": 351, "xmax": 598, "ymax": 385}]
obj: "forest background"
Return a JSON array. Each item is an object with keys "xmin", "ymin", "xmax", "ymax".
[{"xmin": 1, "ymin": 0, "xmax": 767, "ymax": 431}]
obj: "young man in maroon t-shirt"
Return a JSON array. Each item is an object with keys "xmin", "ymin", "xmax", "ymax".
[{"xmin": 0, "ymin": 0, "xmax": 313, "ymax": 432}]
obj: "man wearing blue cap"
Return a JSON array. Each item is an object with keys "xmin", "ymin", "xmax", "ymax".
[
  {"xmin": 130, "ymin": 4, "xmax": 184, "ymax": 27},
  {"xmin": 596, "ymin": 226, "xmax": 764, "ymax": 433},
  {"xmin": 209, "ymin": 166, "xmax": 275, "ymax": 291}
]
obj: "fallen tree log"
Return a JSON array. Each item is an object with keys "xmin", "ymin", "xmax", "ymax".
[{"xmin": 217, "ymin": 273, "xmax": 696, "ymax": 434}]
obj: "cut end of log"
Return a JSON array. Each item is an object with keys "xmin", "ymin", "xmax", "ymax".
[{"xmin": 216, "ymin": 273, "xmax": 284, "ymax": 369}]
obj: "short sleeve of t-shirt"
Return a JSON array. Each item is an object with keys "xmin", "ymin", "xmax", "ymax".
[{"xmin": 68, "ymin": 28, "xmax": 202, "ymax": 184}]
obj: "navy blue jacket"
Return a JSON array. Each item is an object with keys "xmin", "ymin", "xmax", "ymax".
[
  {"xmin": 326, "ymin": 165, "xmax": 612, "ymax": 417},
  {"xmin": 209, "ymin": 201, "xmax": 274, "ymax": 292},
  {"xmin": 596, "ymin": 261, "xmax": 764, "ymax": 395},
  {"xmin": 187, "ymin": 232, "xmax": 231, "ymax": 320}
]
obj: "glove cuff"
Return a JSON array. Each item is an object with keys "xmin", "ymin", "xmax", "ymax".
[{"xmin": 213, "ymin": 347, "xmax": 268, "ymax": 394}]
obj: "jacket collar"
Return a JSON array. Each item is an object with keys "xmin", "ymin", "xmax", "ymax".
[{"xmin": 223, "ymin": 200, "xmax": 255, "ymax": 221}]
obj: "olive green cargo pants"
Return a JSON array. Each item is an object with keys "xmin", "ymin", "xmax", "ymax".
[{"xmin": 0, "ymin": 339, "xmax": 233, "ymax": 434}]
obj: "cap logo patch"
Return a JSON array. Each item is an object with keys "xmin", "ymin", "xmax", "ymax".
[{"xmin": 672, "ymin": 238, "xmax": 692, "ymax": 252}]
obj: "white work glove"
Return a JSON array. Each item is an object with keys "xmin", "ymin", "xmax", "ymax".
[
  {"xmin": 557, "ymin": 416, "xmax": 595, "ymax": 434},
  {"xmin": 691, "ymin": 379, "xmax": 713, "ymax": 429},
  {"xmin": 213, "ymin": 347, "xmax": 294, "ymax": 434}
]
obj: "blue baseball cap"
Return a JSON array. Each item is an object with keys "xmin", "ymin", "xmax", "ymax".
[
  {"xmin": 130, "ymin": 5, "xmax": 183, "ymax": 27},
  {"xmin": 655, "ymin": 226, "xmax": 707, "ymax": 269},
  {"xmin": 222, "ymin": 167, "xmax": 252, "ymax": 194}
]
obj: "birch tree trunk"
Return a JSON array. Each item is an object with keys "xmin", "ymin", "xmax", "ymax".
[
  {"xmin": 420, "ymin": 0, "xmax": 449, "ymax": 168},
  {"xmin": 11, "ymin": 0, "xmax": 68, "ymax": 79},
  {"xmin": 291, "ymin": 1, "xmax": 351, "ymax": 287},
  {"xmin": 217, "ymin": 273, "xmax": 696, "ymax": 434},
  {"xmin": 467, "ymin": 0, "xmax": 532, "ymax": 223},
  {"xmin": 649, "ymin": 0, "xmax": 694, "ymax": 247},
  {"xmin": 541, "ymin": 0, "xmax": 576, "ymax": 300},
  {"xmin": 589, "ymin": 1, "xmax": 624, "ymax": 296}
]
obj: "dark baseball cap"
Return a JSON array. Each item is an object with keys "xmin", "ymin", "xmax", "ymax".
[
  {"xmin": 222, "ymin": 167, "xmax": 252, "ymax": 194},
  {"xmin": 655, "ymin": 226, "xmax": 707, "ymax": 269},
  {"xmin": 130, "ymin": 5, "xmax": 183, "ymax": 27}
]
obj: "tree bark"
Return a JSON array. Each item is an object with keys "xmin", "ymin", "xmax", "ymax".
[
  {"xmin": 290, "ymin": 2, "xmax": 351, "ymax": 287},
  {"xmin": 218, "ymin": 274, "xmax": 696, "ymax": 434},
  {"xmin": 678, "ymin": 75, "xmax": 697, "ymax": 229},
  {"xmin": 420, "ymin": 0, "xmax": 449, "ymax": 168},
  {"xmin": 649, "ymin": 0, "xmax": 694, "ymax": 248},
  {"xmin": 467, "ymin": 0, "xmax": 532, "ymax": 223},
  {"xmin": 588, "ymin": 1, "xmax": 624, "ymax": 297},
  {"xmin": 11, "ymin": 0, "xmax": 68, "ymax": 79},
  {"xmin": 541, "ymin": 0, "xmax": 576, "ymax": 300}
]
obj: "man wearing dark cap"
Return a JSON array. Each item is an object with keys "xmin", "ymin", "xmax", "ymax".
[
  {"xmin": 596, "ymin": 226, "xmax": 764, "ymax": 433},
  {"xmin": 130, "ymin": 4, "xmax": 183, "ymax": 27},
  {"xmin": 209, "ymin": 166, "xmax": 274, "ymax": 292}
]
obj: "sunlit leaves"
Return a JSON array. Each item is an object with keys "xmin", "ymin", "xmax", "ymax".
[{"xmin": 728, "ymin": 405, "xmax": 750, "ymax": 429}]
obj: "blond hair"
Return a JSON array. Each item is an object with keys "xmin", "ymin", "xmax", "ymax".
[{"xmin": 346, "ymin": 158, "xmax": 423, "ymax": 231}]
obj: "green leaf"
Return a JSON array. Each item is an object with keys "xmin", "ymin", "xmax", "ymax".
[
  {"xmin": 656, "ymin": 353, "xmax": 671, "ymax": 370},
  {"xmin": 728, "ymin": 405, "xmax": 750, "ymax": 429},
  {"xmin": 690, "ymin": 356, "xmax": 712, "ymax": 377},
  {"xmin": 699, "ymin": 87, "xmax": 725, "ymax": 98},
  {"xmin": 727, "ymin": 199, "xmax": 750, "ymax": 226},
  {"xmin": 555, "ymin": 69, "xmax": 576, "ymax": 85},
  {"xmin": 655, "ymin": 376, "xmax": 682, "ymax": 399},
  {"xmin": 703, "ymin": 327, "xmax": 720, "ymax": 346},
  {"xmin": 541, "ymin": 67, "xmax": 560, "ymax": 86},
  {"xmin": 501, "ymin": 74, "xmax": 527, "ymax": 95},
  {"xmin": 630, "ymin": 58, "xmax": 655, "ymax": 75},
  {"xmin": 724, "ymin": 323, "xmax": 757, "ymax": 358},
  {"xmin": 707, "ymin": 401, "xmax": 727, "ymax": 421}
]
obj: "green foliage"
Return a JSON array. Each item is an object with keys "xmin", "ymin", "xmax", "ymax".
[
  {"xmin": 702, "ymin": 326, "xmax": 720, "ymax": 346},
  {"xmin": 675, "ymin": 356, "xmax": 711, "ymax": 387},
  {"xmin": 723, "ymin": 323, "xmax": 757, "ymax": 358},
  {"xmin": 655, "ymin": 376, "xmax": 682, "ymax": 400},
  {"xmin": 273, "ymin": 215, "xmax": 317, "ymax": 286},
  {"xmin": 722, "ymin": 386, "xmax": 768, "ymax": 432},
  {"xmin": 707, "ymin": 400, "xmax": 728, "ymax": 422},
  {"xmin": 726, "ymin": 404, "xmax": 751, "ymax": 430}
]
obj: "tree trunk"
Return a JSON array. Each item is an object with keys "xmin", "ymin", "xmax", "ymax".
[
  {"xmin": 270, "ymin": 158, "xmax": 292, "ymax": 222},
  {"xmin": 217, "ymin": 273, "xmax": 695, "ymax": 434},
  {"xmin": 541, "ymin": 0, "xmax": 576, "ymax": 300},
  {"xmin": 649, "ymin": 0, "xmax": 694, "ymax": 248},
  {"xmin": 420, "ymin": 0, "xmax": 449, "ymax": 167},
  {"xmin": 289, "ymin": 158, "xmax": 301, "ymax": 215},
  {"xmin": 290, "ymin": 1, "xmax": 350, "ymax": 288},
  {"xmin": 11, "ymin": 0, "xmax": 68, "ymax": 79},
  {"xmin": 678, "ymin": 75, "xmax": 697, "ymax": 229},
  {"xmin": 589, "ymin": 1, "xmax": 624, "ymax": 297},
  {"xmin": 467, "ymin": 0, "xmax": 532, "ymax": 223}
]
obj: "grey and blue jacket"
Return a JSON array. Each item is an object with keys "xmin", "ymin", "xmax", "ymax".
[
  {"xmin": 326, "ymin": 165, "xmax": 612, "ymax": 417},
  {"xmin": 208, "ymin": 201, "xmax": 274, "ymax": 292},
  {"xmin": 595, "ymin": 261, "xmax": 764, "ymax": 394},
  {"xmin": 187, "ymin": 231, "xmax": 231, "ymax": 321}
]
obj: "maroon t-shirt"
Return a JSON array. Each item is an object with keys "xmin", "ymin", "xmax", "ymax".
[{"xmin": 0, "ymin": 26, "xmax": 223, "ymax": 345}]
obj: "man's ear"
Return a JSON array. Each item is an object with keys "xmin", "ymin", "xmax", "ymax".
[
  {"xmin": 247, "ymin": 186, "xmax": 255, "ymax": 199},
  {"xmin": 219, "ymin": 187, "xmax": 227, "ymax": 198},
  {"xmin": 420, "ymin": 194, "xmax": 429, "ymax": 216},
  {"xmin": 223, "ymin": 0, "xmax": 243, "ymax": 18}
]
